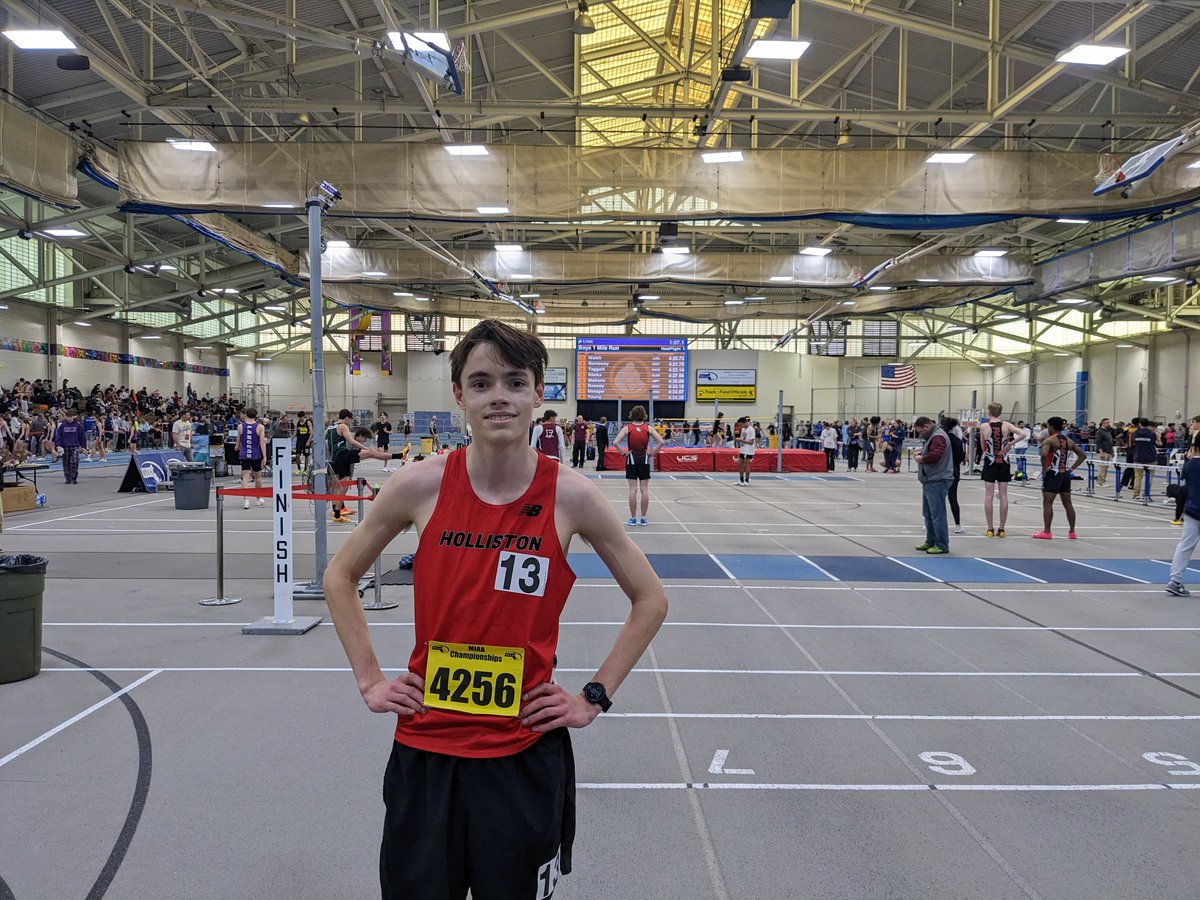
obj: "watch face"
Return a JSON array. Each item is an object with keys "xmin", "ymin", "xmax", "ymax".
[{"xmin": 584, "ymin": 683, "xmax": 604, "ymax": 703}]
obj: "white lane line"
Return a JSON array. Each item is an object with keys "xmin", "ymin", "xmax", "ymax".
[
  {"xmin": 1064, "ymin": 559, "xmax": 1150, "ymax": 583},
  {"xmin": 794, "ymin": 555, "xmax": 839, "ymax": 581},
  {"xmin": 0, "ymin": 670, "xmax": 162, "ymax": 769},
  {"xmin": 707, "ymin": 553, "xmax": 736, "ymax": 580},
  {"xmin": 975, "ymin": 557, "xmax": 1048, "ymax": 583},
  {"xmin": 5, "ymin": 497, "xmax": 172, "ymax": 530},
  {"xmin": 577, "ymin": 782, "xmax": 1200, "ymax": 792},
  {"xmin": 38, "ymin": 666, "xmax": 1170, "ymax": 677},
  {"xmin": 604, "ymin": 720, "xmax": 1200, "ymax": 724},
  {"xmin": 41, "ymin": 621, "xmax": 1200, "ymax": 632},
  {"xmin": 887, "ymin": 556, "xmax": 943, "ymax": 582}
]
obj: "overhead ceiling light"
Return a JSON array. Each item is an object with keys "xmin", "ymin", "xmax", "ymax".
[
  {"xmin": 974, "ymin": 249, "xmax": 1008, "ymax": 258},
  {"xmin": 572, "ymin": 0, "xmax": 596, "ymax": 35},
  {"xmin": 476, "ymin": 206, "xmax": 510, "ymax": 214},
  {"xmin": 362, "ymin": 270, "xmax": 388, "ymax": 277},
  {"xmin": 509, "ymin": 274, "xmax": 533, "ymax": 281},
  {"xmin": 232, "ymin": 354, "xmax": 250, "ymax": 358},
  {"xmin": 979, "ymin": 363, "xmax": 995, "ymax": 368},
  {"xmin": 393, "ymin": 291, "xmax": 414, "ymax": 297},
  {"xmin": 1187, "ymin": 160, "xmax": 1200, "ymax": 170},
  {"xmin": 917, "ymin": 278, "xmax": 940, "ymax": 283},
  {"xmin": 140, "ymin": 334, "xmax": 162, "ymax": 340},
  {"xmin": 167, "ymin": 139, "xmax": 216, "ymax": 152},
  {"xmin": 257, "ymin": 358, "xmax": 272, "ymax": 363},
  {"xmin": 661, "ymin": 245, "xmax": 690, "ymax": 255},
  {"xmin": 1115, "ymin": 343, "xmax": 1135, "ymax": 348},
  {"xmin": 770, "ymin": 275, "xmax": 794, "ymax": 282},
  {"xmin": 263, "ymin": 202, "xmax": 296, "ymax": 209},
  {"xmin": 994, "ymin": 313, "xmax": 1020, "ymax": 320},
  {"xmin": 926, "ymin": 152, "xmax": 975, "ymax": 164},
  {"xmin": 520, "ymin": 293, "xmax": 541, "ymax": 299},
  {"xmin": 724, "ymin": 299, "xmax": 745, "ymax": 306},
  {"xmin": 445, "ymin": 144, "xmax": 489, "ymax": 157},
  {"xmin": 42, "ymin": 227, "xmax": 88, "ymax": 238},
  {"xmin": 1057, "ymin": 297, "xmax": 1089, "ymax": 304},
  {"xmin": 1005, "ymin": 359, "xmax": 1021, "ymax": 364},
  {"xmin": 494, "ymin": 243, "xmax": 523, "ymax": 252},
  {"xmin": 1056, "ymin": 44, "xmax": 1130, "ymax": 66},
  {"xmin": 869, "ymin": 286, "xmax": 892, "ymax": 292},
  {"xmin": 746, "ymin": 39, "xmax": 811, "ymax": 60},
  {"xmin": 263, "ymin": 305, "xmax": 286, "ymax": 311},
  {"xmin": 945, "ymin": 326, "xmax": 968, "ymax": 333},
  {"xmin": 701, "ymin": 150, "xmax": 744, "ymax": 164},
  {"xmin": 638, "ymin": 294, "xmax": 660, "ymax": 301},
  {"xmin": 414, "ymin": 296, "xmax": 432, "ymax": 302},
  {"xmin": 839, "ymin": 300, "xmax": 857, "ymax": 306},
  {"xmin": 745, "ymin": 295, "xmax": 766, "ymax": 301},
  {"xmin": 192, "ymin": 345, "xmax": 212, "ymax": 350},
  {"xmin": 72, "ymin": 321, "xmax": 92, "ymax": 327},
  {"xmin": 1056, "ymin": 217, "xmax": 1090, "ymax": 224},
  {"xmin": 1054, "ymin": 352, "xmax": 1071, "ymax": 356},
  {"xmin": 222, "ymin": 288, "xmax": 240, "ymax": 294},
  {"xmin": 800, "ymin": 247, "xmax": 832, "ymax": 257},
  {"xmin": 1142, "ymin": 275, "xmax": 1179, "ymax": 283},
  {"xmin": 157, "ymin": 264, "xmax": 177, "ymax": 272},
  {"xmin": 326, "ymin": 239, "xmax": 350, "ymax": 249},
  {"xmin": 388, "ymin": 30, "xmax": 450, "ymax": 51},
  {"xmin": 3, "ymin": 29, "xmax": 76, "ymax": 49}
]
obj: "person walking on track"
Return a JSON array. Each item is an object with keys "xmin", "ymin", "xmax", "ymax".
[
  {"xmin": 613, "ymin": 405, "xmax": 665, "ymax": 525},
  {"xmin": 1165, "ymin": 431, "xmax": 1200, "ymax": 596},
  {"xmin": 53, "ymin": 408, "xmax": 86, "ymax": 485},
  {"xmin": 322, "ymin": 318, "xmax": 668, "ymax": 900},
  {"xmin": 237, "ymin": 408, "xmax": 268, "ymax": 509},
  {"xmin": 1032, "ymin": 416, "xmax": 1087, "ymax": 540}
]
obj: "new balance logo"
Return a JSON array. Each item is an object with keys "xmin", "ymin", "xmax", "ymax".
[{"xmin": 518, "ymin": 504, "xmax": 543, "ymax": 517}]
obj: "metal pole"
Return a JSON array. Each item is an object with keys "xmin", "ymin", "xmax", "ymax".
[
  {"xmin": 308, "ymin": 195, "xmax": 329, "ymax": 585},
  {"xmin": 776, "ymin": 389, "xmax": 784, "ymax": 473},
  {"xmin": 199, "ymin": 491, "xmax": 241, "ymax": 605}
]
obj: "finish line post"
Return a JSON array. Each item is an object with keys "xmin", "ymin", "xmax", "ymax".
[{"xmin": 243, "ymin": 439, "xmax": 322, "ymax": 635}]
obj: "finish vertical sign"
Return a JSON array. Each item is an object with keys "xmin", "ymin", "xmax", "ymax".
[{"xmin": 272, "ymin": 438, "xmax": 293, "ymax": 621}]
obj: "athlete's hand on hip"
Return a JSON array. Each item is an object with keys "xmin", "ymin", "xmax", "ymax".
[
  {"xmin": 520, "ymin": 683, "xmax": 601, "ymax": 732},
  {"xmin": 363, "ymin": 673, "xmax": 427, "ymax": 716}
]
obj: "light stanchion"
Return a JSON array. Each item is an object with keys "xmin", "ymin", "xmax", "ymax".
[
  {"xmin": 244, "ymin": 439, "xmax": 322, "ymax": 635},
  {"xmin": 198, "ymin": 491, "xmax": 242, "ymax": 606}
]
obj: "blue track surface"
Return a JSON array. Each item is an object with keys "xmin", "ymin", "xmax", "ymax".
[{"xmin": 566, "ymin": 552, "xmax": 1192, "ymax": 584}]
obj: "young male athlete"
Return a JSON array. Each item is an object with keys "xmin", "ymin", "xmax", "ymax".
[
  {"xmin": 1033, "ymin": 416, "xmax": 1087, "ymax": 540},
  {"xmin": 323, "ymin": 319, "xmax": 668, "ymax": 900},
  {"xmin": 530, "ymin": 409, "xmax": 566, "ymax": 461},
  {"xmin": 736, "ymin": 416, "xmax": 757, "ymax": 486},
  {"xmin": 327, "ymin": 410, "xmax": 398, "ymax": 524},
  {"xmin": 978, "ymin": 402, "xmax": 1022, "ymax": 537},
  {"xmin": 238, "ymin": 408, "xmax": 268, "ymax": 509},
  {"xmin": 613, "ymin": 405, "xmax": 665, "ymax": 525},
  {"xmin": 293, "ymin": 411, "xmax": 312, "ymax": 475}
]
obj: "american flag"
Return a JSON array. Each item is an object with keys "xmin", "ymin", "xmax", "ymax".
[{"xmin": 881, "ymin": 364, "xmax": 917, "ymax": 389}]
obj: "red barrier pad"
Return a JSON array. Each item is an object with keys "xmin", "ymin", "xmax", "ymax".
[
  {"xmin": 780, "ymin": 449, "xmax": 827, "ymax": 472},
  {"xmin": 604, "ymin": 447, "xmax": 626, "ymax": 470},
  {"xmin": 656, "ymin": 448, "xmax": 714, "ymax": 472},
  {"xmin": 711, "ymin": 449, "xmax": 772, "ymax": 472}
]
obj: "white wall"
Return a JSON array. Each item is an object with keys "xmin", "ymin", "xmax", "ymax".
[
  {"xmin": 0, "ymin": 302, "xmax": 51, "ymax": 382},
  {"xmin": 237, "ymin": 351, "xmax": 409, "ymax": 416}
]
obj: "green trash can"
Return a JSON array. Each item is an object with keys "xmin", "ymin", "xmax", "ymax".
[{"xmin": 0, "ymin": 554, "xmax": 47, "ymax": 683}]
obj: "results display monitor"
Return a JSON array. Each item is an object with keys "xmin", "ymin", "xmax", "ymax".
[{"xmin": 576, "ymin": 336, "xmax": 688, "ymax": 401}]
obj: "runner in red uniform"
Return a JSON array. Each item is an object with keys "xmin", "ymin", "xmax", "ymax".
[
  {"xmin": 1032, "ymin": 416, "xmax": 1087, "ymax": 540},
  {"xmin": 324, "ymin": 319, "xmax": 668, "ymax": 900},
  {"xmin": 978, "ymin": 402, "xmax": 1022, "ymax": 538},
  {"xmin": 612, "ymin": 406, "xmax": 665, "ymax": 526}
]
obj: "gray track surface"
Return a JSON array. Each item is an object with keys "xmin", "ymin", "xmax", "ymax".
[{"xmin": 1, "ymin": 460, "xmax": 1198, "ymax": 899}]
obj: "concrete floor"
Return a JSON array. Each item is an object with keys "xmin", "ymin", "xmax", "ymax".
[{"xmin": 1, "ymin": 458, "xmax": 1198, "ymax": 899}]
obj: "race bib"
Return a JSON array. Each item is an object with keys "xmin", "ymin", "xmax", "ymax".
[{"xmin": 423, "ymin": 641, "xmax": 525, "ymax": 716}]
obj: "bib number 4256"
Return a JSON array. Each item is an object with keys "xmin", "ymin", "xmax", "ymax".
[{"xmin": 495, "ymin": 551, "xmax": 549, "ymax": 597}]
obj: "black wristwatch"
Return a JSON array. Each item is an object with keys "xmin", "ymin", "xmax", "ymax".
[{"xmin": 582, "ymin": 681, "xmax": 612, "ymax": 713}]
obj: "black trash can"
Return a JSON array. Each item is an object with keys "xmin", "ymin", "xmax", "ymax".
[
  {"xmin": 173, "ymin": 464, "xmax": 213, "ymax": 510},
  {"xmin": 0, "ymin": 554, "xmax": 47, "ymax": 683}
]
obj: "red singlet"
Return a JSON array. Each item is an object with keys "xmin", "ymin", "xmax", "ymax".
[
  {"xmin": 626, "ymin": 423, "xmax": 650, "ymax": 457},
  {"xmin": 396, "ymin": 449, "xmax": 576, "ymax": 758}
]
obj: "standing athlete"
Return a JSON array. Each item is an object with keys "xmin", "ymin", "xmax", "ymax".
[
  {"xmin": 613, "ymin": 405, "xmax": 666, "ymax": 526},
  {"xmin": 238, "ymin": 408, "xmax": 268, "ymax": 509},
  {"xmin": 323, "ymin": 319, "xmax": 667, "ymax": 899},
  {"xmin": 979, "ymin": 403, "xmax": 1022, "ymax": 537},
  {"xmin": 1032, "ymin": 416, "xmax": 1087, "ymax": 540},
  {"xmin": 531, "ymin": 410, "xmax": 567, "ymax": 462},
  {"xmin": 293, "ymin": 411, "xmax": 312, "ymax": 476},
  {"xmin": 736, "ymin": 416, "xmax": 757, "ymax": 486}
]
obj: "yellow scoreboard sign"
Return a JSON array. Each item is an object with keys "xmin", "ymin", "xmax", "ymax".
[{"xmin": 695, "ymin": 369, "xmax": 756, "ymax": 402}]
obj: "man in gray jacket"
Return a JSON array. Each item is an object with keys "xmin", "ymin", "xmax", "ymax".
[{"xmin": 913, "ymin": 416, "xmax": 954, "ymax": 554}]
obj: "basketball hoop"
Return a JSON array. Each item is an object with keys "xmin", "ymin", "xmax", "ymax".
[{"xmin": 1094, "ymin": 152, "xmax": 1118, "ymax": 187}]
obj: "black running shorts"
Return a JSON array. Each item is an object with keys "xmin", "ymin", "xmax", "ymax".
[
  {"xmin": 625, "ymin": 454, "xmax": 651, "ymax": 481},
  {"xmin": 1042, "ymin": 471, "xmax": 1072, "ymax": 494},
  {"xmin": 380, "ymin": 728, "xmax": 576, "ymax": 900},
  {"xmin": 332, "ymin": 448, "xmax": 361, "ymax": 478},
  {"xmin": 239, "ymin": 457, "xmax": 262, "ymax": 473},
  {"xmin": 980, "ymin": 461, "xmax": 1011, "ymax": 483}
]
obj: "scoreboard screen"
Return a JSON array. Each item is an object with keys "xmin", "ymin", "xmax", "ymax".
[{"xmin": 576, "ymin": 337, "xmax": 688, "ymax": 401}]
